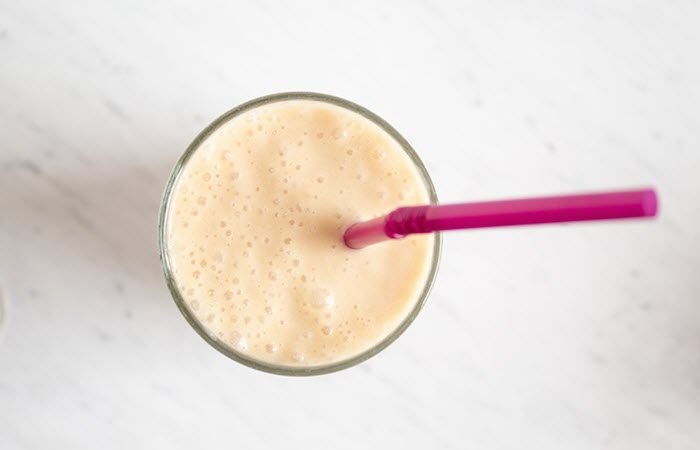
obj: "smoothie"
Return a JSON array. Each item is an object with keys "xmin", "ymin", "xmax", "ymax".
[{"xmin": 163, "ymin": 95, "xmax": 437, "ymax": 370}]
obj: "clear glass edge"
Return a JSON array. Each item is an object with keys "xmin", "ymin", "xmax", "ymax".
[{"xmin": 157, "ymin": 92, "xmax": 442, "ymax": 376}]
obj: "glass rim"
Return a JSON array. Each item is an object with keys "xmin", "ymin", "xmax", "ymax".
[{"xmin": 158, "ymin": 92, "xmax": 442, "ymax": 376}]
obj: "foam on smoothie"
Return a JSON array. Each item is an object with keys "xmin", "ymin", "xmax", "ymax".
[{"xmin": 165, "ymin": 99, "xmax": 434, "ymax": 367}]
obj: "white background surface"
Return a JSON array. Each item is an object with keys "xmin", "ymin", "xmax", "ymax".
[{"xmin": 1, "ymin": 1, "xmax": 699, "ymax": 448}]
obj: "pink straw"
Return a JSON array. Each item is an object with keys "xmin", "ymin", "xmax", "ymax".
[{"xmin": 343, "ymin": 188, "xmax": 658, "ymax": 249}]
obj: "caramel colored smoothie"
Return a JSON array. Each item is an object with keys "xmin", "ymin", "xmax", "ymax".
[{"xmin": 163, "ymin": 95, "xmax": 436, "ymax": 370}]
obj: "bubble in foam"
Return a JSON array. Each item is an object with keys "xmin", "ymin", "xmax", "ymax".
[
  {"xmin": 268, "ymin": 271, "xmax": 277, "ymax": 281},
  {"xmin": 310, "ymin": 288, "xmax": 335, "ymax": 309},
  {"xmin": 371, "ymin": 149, "xmax": 386, "ymax": 160},
  {"xmin": 292, "ymin": 351, "xmax": 305, "ymax": 363},
  {"xmin": 265, "ymin": 343, "xmax": 278, "ymax": 354},
  {"xmin": 230, "ymin": 331, "xmax": 248, "ymax": 352},
  {"xmin": 321, "ymin": 326, "xmax": 333, "ymax": 336},
  {"xmin": 331, "ymin": 128, "xmax": 348, "ymax": 140},
  {"xmin": 202, "ymin": 173, "xmax": 211, "ymax": 181},
  {"xmin": 190, "ymin": 300, "xmax": 200, "ymax": 311}
]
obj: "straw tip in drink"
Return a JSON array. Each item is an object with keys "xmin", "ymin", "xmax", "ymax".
[
  {"xmin": 342, "ymin": 216, "xmax": 391, "ymax": 249},
  {"xmin": 641, "ymin": 188, "xmax": 659, "ymax": 217},
  {"xmin": 342, "ymin": 225, "xmax": 358, "ymax": 249}
]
